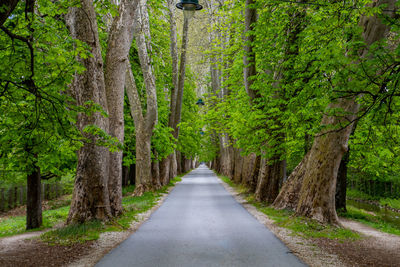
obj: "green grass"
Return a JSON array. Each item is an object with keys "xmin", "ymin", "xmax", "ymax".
[
  {"xmin": 40, "ymin": 175, "xmax": 183, "ymax": 245},
  {"xmin": 41, "ymin": 220, "xmax": 103, "ymax": 245},
  {"xmin": 340, "ymin": 205, "xmax": 400, "ymax": 236},
  {"xmin": 219, "ymin": 175, "xmax": 360, "ymax": 241},
  {"xmin": 0, "ymin": 203, "xmax": 70, "ymax": 238}
]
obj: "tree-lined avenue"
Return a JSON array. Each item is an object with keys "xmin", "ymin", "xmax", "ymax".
[{"xmin": 96, "ymin": 165, "xmax": 306, "ymax": 267}]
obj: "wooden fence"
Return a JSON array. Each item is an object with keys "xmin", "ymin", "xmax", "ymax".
[{"xmin": 0, "ymin": 182, "xmax": 64, "ymax": 213}]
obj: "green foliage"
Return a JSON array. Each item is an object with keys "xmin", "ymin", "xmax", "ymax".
[{"xmin": 0, "ymin": 0, "xmax": 84, "ymax": 185}]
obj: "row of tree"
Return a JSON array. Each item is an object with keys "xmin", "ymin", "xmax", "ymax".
[
  {"xmin": 202, "ymin": 0, "xmax": 399, "ymax": 225},
  {"xmin": 0, "ymin": 0, "xmax": 202, "ymax": 229}
]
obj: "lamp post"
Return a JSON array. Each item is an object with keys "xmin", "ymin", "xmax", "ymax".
[
  {"xmin": 172, "ymin": 0, "xmax": 203, "ymax": 139},
  {"xmin": 176, "ymin": 0, "xmax": 203, "ymax": 19}
]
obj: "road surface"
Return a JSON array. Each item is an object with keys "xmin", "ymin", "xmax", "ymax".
[{"xmin": 96, "ymin": 165, "xmax": 306, "ymax": 267}]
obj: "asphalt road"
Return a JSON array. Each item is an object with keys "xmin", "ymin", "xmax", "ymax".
[{"xmin": 96, "ymin": 165, "xmax": 306, "ymax": 267}]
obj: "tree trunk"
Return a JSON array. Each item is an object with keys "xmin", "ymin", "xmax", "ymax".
[
  {"xmin": 273, "ymin": 152, "xmax": 309, "ymax": 210},
  {"xmin": 125, "ymin": 0, "xmax": 158, "ymax": 196},
  {"xmin": 255, "ymin": 157, "xmax": 285, "ymax": 203},
  {"xmin": 26, "ymin": 165, "xmax": 41, "ymax": 229},
  {"xmin": 66, "ymin": 1, "xmax": 112, "ymax": 223},
  {"xmin": 335, "ymin": 150, "xmax": 349, "ymax": 212},
  {"xmin": 176, "ymin": 150, "xmax": 182, "ymax": 174},
  {"xmin": 151, "ymin": 157, "xmax": 161, "ymax": 189},
  {"xmin": 169, "ymin": 152, "xmax": 178, "ymax": 180},
  {"xmin": 243, "ymin": 0, "xmax": 258, "ymax": 101},
  {"xmin": 135, "ymin": 127, "xmax": 153, "ymax": 194},
  {"xmin": 129, "ymin": 164, "xmax": 136, "ymax": 186},
  {"xmin": 122, "ymin": 165, "xmax": 129, "ymax": 187},
  {"xmin": 241, "ymin": 153, "xmax": 257, "ymax": 189},
  {"xmin": 160, "ymin": 156, "xmax": 170, "ymax": 186},
  {"xmin": 233, "ymin": 149, "xmax": 243, "ymax": 184},
  {"xmin": 105, "ymin": 0, "xmax": 138, "ymax": 216}
]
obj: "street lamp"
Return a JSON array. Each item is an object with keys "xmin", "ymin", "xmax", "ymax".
[{"xmin": 176, "ymin": 0, "xmax": 203, "ymax": 19}]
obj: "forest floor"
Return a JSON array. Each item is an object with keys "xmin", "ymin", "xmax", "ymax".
[{"xmin": 0, "ymin": 172, "xmax": 399, "ymax": 267}]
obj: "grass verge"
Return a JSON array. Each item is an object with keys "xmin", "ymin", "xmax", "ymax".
[
  {"xmin": 41, "ymin": 175, "xmax": 183, "ymax": 245},
  {"xmin": 219, "ymin": 175, "xmax": 360, "ymax": 241}
]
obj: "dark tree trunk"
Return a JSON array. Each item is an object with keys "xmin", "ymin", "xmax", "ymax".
[
  {"xmin": 122, "ymin": 165, "xmax": 129, "ymax": 187},
  {"xmin": 26, "ymin": 166, "xmax": 42, "ymax": 230},
  {"xmin": 255, "ymin": 157, "xmax": 285, "ymax": 203},
  {"xmin": 129, "ymin": 164, "xmax": 135, "ymax": 186},
  {"xmin": 335, "ymin": 150, "xmax": 349, "ymax": 212},
  {"xmin": 176, "ymin": 151, "xmax": 182, "ymax": 175},
  {"xmin": 160, "ymin": 157, "xmax": 170, "ymax": 186}
]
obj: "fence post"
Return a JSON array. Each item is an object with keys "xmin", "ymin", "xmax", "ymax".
[
  {"xmin": 19, "ymin": 186, "xmax": 24, "ymax": 206},
  {"xmin": 0, "ymin": 188, "xmax": 4, "ymax": 212}
]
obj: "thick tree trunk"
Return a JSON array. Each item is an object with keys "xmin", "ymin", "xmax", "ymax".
[
  {"xmin": 169, "ymin": 152, "xmax": 177, "ymax": 180},
  {"xmin": 160, "ymin": 157, "xmax": 170, "ymax": 186},
  {"xmin": 241, "ymin": 153, "xmax": 257, "ymax": 189},
  {"xmin": 255, "ymin": 157, "xmax": 285, "ymax": 203},
  {"xmin": 218, "ymin": 135, "xmax": 234, "ymax": 178},
  {"xmin": 66, "ymin": 1, "xmax": 111, "ymax": 223},
  {"xmin": 105, "ymin": 0, "xmax": 138, "ymax": 216},
  {"xmin": 151, "ymin": 157, "xmax": 161, "ymax": 190},
  {"xmin": 135, "ymin": 127, "xmax": 153, "ymax": 194},
  {"xmin": 233, "ymin": 149, "xmax": 243, "ymax": 184},
  {"xmin": 176, "ymin": 150, "xmax": 182, "ymax": 174},
  {"xmin": 273, "ymin": 152, "xmax": 309, "ymax": 210},
  {"xmin": 295, "ymin": 97, "xmax": 359, "ymax": 224},
  {"xmin": 26, "ymin": 166, "xmax": 42, "ymax": 229}
]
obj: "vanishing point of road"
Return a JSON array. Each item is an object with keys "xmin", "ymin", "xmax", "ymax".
[{"xmin": 96, "ymin": 165, "xmax": 306, "ymax": 267}]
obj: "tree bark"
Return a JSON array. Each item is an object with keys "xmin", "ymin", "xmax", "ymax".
[
  {"xmin": 26, "ymin": 165, "xmax": 41, "ymax": 229},
  {"xmin": 233, "ymin": 149, "xmax": 243, "ymax": 184},
  {"xmin": 243, "ymin": 0, "xmax": 258, "ymax": 101},
  {"xmin": 124, "ymin": 0, "xmax": 158, "ymax": 196},
  {"xmin": 255, "ymin": 157, "xmax": 285, "ymax": 203},
  {"xmin": 66, "ymin": 1, "xmax": 112, "ymax": 223},
  {"xmin": 160, "ymin": 156, "xmax": 170, "ymax": 186},
  {"xmin": 241, "ymin": 153, "xmax": 258, "ymax": 191},
  {"xmin": 105, "ymin": 0, "xmax": 138, "ymax": 216}
]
